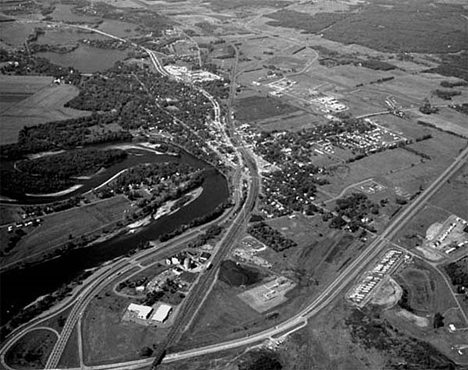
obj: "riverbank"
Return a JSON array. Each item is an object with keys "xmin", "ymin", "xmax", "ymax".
[{"xmin": 25, "ymin": 184, "xmax": 83, "ymax": 197}]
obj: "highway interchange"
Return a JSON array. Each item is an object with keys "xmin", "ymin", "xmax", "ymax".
[{"xmin": 1, "ymin": 20, "xmax": 468, "ymax": 370}]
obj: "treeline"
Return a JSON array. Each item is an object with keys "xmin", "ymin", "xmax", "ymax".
[
  {"xmin": 444, "ymin": 259, "xmax": 468, "ymax": 288},
  {"xmin": 159, "ymin": 200, "xmax": 232, "ymax": 242},
  {"xmin": 0, "ymin": 114, "xmax": 132, "ymax": 160},
  {"xmin": 434, "ymin": 89, "xmax": 461, "ymax": 100},
  {"xmin": 247, "ymin": 222, "xmax": 297, "ymax": 252},
  {"xmin": 187, "ymin": 224, "xmax": 224, "ymax": 248},
  {"xmin": 0, "ymin": 168, "xmax": 73, "ymax": 194},
  {"xmin": 416, "ymin": 120, "xmax": 466, "ymax": 139},
  {"xmin": 440, "ymin": 80, "xmax": 468, "ymax": 88},
  {"xmin": 450, "ymin": 103, "xmax": 468, "ymax": 115},
  {"xmin": 17, "ymin": 149, "xmax": 127, "ymax": 178}
]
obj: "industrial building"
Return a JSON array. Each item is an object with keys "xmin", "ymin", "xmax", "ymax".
[
  {"xmin": 151, "ymin": 304, "xmax": 172, "ymax": 323},
  {"xmin": 127, "ymin": 303, "xmax": 153, "ymax": 320}
]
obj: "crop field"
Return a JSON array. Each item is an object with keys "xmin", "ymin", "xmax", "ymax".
[
  {"xmin": 1, "ymin": 196, "xmax": 131, "ymax": 267},
  {"xmin": 97, "ymin": 19, "xmax": 141, "ymax": 38},
  {"xmin": 4, "ymin": 328, "xmax": 57, "ymax": 369},
  {"xmin": 253, "ymin": 110, "xmax": 323, "ymax": 132},
  {"xmin": 412, "ymin": 108, "xmax": 468, "ymax": 138},
  {"xmin": 0, "ymin": 22, "xmax": 36, "ymax": 46},
  {"xmin": 371, "ymin": 73, "xmax": 450, "ymax": 104},
  {"xmin": 205, "ymin": 0, "xmax": 290, "ymax": 11},
  {"xmin": 35, "ymin": 27, "xmax": 106, "ymax": 46},
  {"xmin": 0, "ymin": 79, "xmax": 90, "ymax": 145},
  {"xmin": 263, "ymin": 56, "xmax": 307, "ymax": 71},
  {"xmin": 83, "ymin": 286, "xmax": 168, "ymax": 365},
  {"xmin": 233, "ymin": 94, "xmax": 299, "ymax": 122}
]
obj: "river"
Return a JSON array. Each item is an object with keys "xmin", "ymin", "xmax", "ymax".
[{"xmin": 0, "ymin": 145, "xmax": 229, "ymax": 325}]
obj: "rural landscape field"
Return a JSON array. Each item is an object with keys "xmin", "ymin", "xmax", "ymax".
[{"xmin": 0, "ymin": 0, "xmax": 467, "ymax": 369}]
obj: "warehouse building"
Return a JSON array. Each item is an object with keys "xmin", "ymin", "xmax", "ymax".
[
  {"xmin": 151, "ymin": 304, "xmax": 172, "ymax": 323},
  {"xmin": 127, "ymin": 303, "xmax": 153, "ymax": 320}
]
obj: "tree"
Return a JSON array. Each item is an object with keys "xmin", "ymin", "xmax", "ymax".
[{"xmin": 433, "ymin": 312, "xmax": 444, "ymax": 328}]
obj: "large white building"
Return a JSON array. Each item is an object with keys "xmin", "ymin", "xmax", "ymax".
[
  {"xmin": 151, "ymin": 304, "xmax": 172, "ymax": 323},
  {"xmin": 127, "ymin": 303, "xmax": 153, "ymax": 320}
]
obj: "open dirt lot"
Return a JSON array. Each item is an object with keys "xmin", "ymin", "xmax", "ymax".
[
  {"xmin": 238, "ymin": 277, "xmax": 296, "ymax": 312},
  {"xmin": 0, "ymin": 76, "xmax": 90, "ymax": 145}
]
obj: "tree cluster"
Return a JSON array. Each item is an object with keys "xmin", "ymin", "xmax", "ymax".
[
  {"xmin": 444, "ymin": 259, "xmax": 468, "ymax": 288},
  {"xmin": 247, "ymin": 222, "xmax": 297, "ymax": 252},
  {"xmin": 17, "ymin": 149, "xmax": 127, "ymax": 178},
  {"xmin": 330, "ymin": 192, "xmax": 379, "ymax": 232}
]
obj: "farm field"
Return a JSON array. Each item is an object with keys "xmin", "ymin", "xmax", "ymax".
[
  {"xmin": 251, "ymin": 110, "xmax": 322, "ymax": 132},
  {"xmin": 233, "ymin": 94, "xmax": 299, "ymax": 122},
  {"xmin": 0, "ymin": 196, "xmax": 132, "ymax": 267},
  {"xmin": 0, "ymin": 77, "xmax": 90, "ymax": 145}
]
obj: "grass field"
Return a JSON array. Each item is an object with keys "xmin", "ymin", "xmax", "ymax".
[
  {"xmin": 428, "ymin": 163, "xmax": 468, "ymax": 220},
  {"xmin": 4, "ymin": 328, "xmax": 58, "ymax": 369},
  {"xmin": 0, "ymin": 204, "xmax": 25, "ymax": 225},
  {"xmin": 394, "ymin": 204, "xmax": 451, "ymax": 249},
  {"xmin": 0, "ymin": 76, "xmax": 90, "ymax": 145},
  {"xmin": 398, "ymin": 268, "xmax": 433, "ymax": 314},
  {"xmin": 83, "ymin": 285, "xmax": 168, "ymax": 365},
  {"xmin": 175, "ymin": 280, "xmax": 266, "ymax": 349},
  {"xmin": 397, "ymin": 258, "xmax": 459, "ymax": 315},
  {"xmin": 323, "ymin": 148, "xmax": 423, "ymax": 196},
  {"xmin": 0, "ymin": 196, "xmax": 131, "ymax": 267},
  {"xmin": 57, "ymin": 325, "xmax": 80, "ymax": 368}
]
